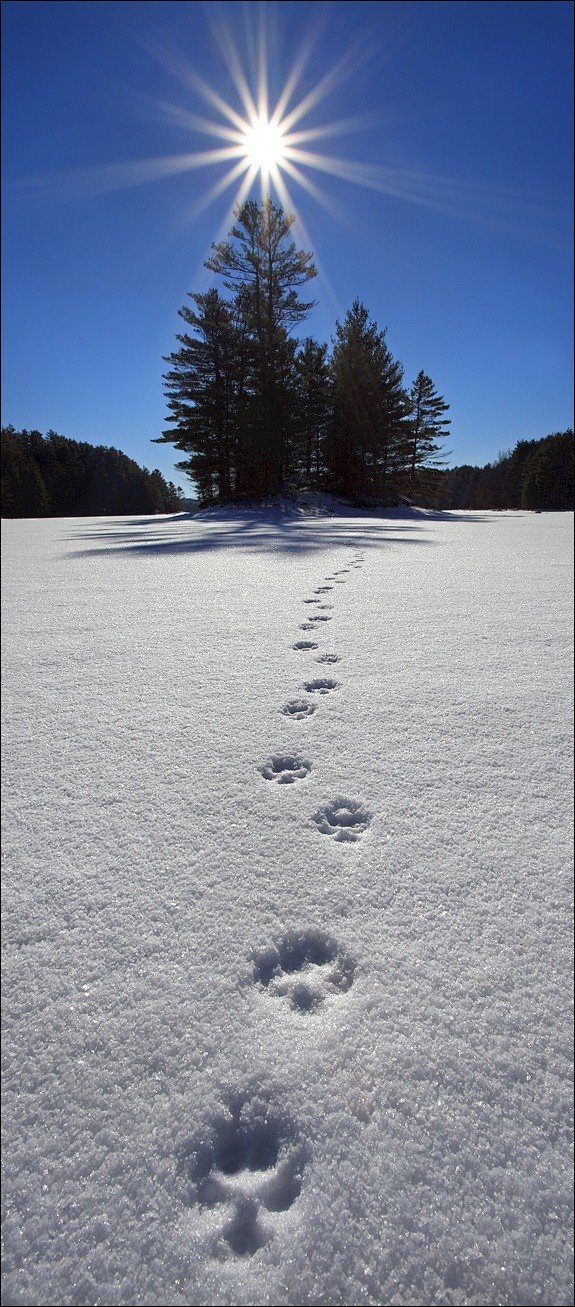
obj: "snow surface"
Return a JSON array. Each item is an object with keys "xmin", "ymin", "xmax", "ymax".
[{"xmin": 1, "ymin": 505, "xmax": 573, "ymax": 1307}]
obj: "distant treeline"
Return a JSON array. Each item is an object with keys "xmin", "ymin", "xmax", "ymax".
[
  {"xmin": 1, "ymin": 427, "xmax": 184, "ymax": 518},
  {"xmin": 442, "ymin": 430, "xmax": 574, "ymax": 511}
]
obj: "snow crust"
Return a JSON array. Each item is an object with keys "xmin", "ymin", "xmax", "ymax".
[{"xmin": 2, "ymin": 506, "xmax": 573, "ymax": 1306}]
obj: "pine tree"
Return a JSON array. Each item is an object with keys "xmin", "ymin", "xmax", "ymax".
[
  {"xmin": 327, "ymin": 301, "xmax": 409, "ymax": 500},
  {"xmin": 205, "ymin": 198, "xmax": 317, "ymax": 496},
  {"xmin": 291, "ymin": 338, "xmax": 331, "ymax": 487},
  {"xmin": 156, "ymin": 289, "xmax": 242, "ymax": 505},
  {"xmin": 406, "ymin": 371, "xmax": 451, "ymax": 500}
]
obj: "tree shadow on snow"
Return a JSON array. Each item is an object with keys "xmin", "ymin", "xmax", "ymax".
[{"xmin": 63, "ymin": 505, "xmax": 491, "ymax": 561}]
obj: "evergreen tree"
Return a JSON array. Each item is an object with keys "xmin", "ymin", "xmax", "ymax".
[
  {"xmin": 291, "ymin": 338, "xmax": 331, "ymax": 487},
  {"xmin": 156, "ymin": 289, "xmax": 243, "ymax": 504},
  {"xmin": 205, "ymin": 197, "xmax": 317, "ymax": 495},
  {"xmin": 326, "ymin": 301, "xmax": 409, "ymax": 500},
  {"xmin": 406, "ymin": 371, "xmax": 451, "ymax": 499}
]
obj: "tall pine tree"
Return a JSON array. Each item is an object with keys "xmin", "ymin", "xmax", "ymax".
[
  {"xmin": 205, "ymin": 198, "xmax": 317, "ymax": 495},
  {"xmin": 156, "ymin": 289, "xmax": 243, "ymax": 504},
  {"xmin": 406, "ymin": 370, "xmax": 451, "ymax": 499},
  {"xmin": 327, "ymin": 301, "xmax": 410, "ymax": 500},
  {"xmin": 292, "ymin": 338, "xmax": 331, "ymax": 487}
]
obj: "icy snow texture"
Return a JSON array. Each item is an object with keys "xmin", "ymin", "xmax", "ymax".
[{"xmin": 1, "ymin": 506, "xmax": 573, "ymax": 1307}]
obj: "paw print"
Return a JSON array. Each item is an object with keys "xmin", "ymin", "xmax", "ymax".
[
  {"xmin": 252, "ymin": 928, "xmax": 355, "ymax": 1012},
  {"xmin": 178, "ymin": 1091, "xmax": 307, "ymax": 1257}
]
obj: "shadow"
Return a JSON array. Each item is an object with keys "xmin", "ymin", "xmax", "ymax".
[{"xmin": 62, "ymin": 504, "xmax": 491, "ymax": 561}]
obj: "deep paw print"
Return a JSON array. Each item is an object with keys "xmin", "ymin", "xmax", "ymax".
[
  {"xmin": 252, "ymin": 927, "xmax": 355, "ymax": 1012},
  {"xmin": 309, "ymin": 614, "xmax": 332, "ymax": 623},
  {"xmin": 178, "ymin": 1092, "xmax": 307, "ymax": 1258},
  {"xmin": 312, "ymin": 796, "xmax": 372, "ymax": 842},
  {"xmin": 292, "ymin": 640, "xmax": 318, "ymax": 650},
  {"xmin": 303, "ymin": 677, "xmax": 339, "ymax": 695},
  {"xmin": 302, "ymin": 598, "xmax": 321, "ymax": 604},
  {"xmin": 281, "ymin": 698, "xmax": 316, "ymax": 719},
  {"xmin": 259, "ymin": 754, "xmax": 311, "ymax": 783},
  {"xmin": 314, "ymin": 586, "xmax": 333, "ymax": 593},
  {"xmin": 299, "ymin": 622, "xmax": 316, "ymax": 631},
  {"xmin": 315, "ymin": 653, "xmax": 340, "ymax": 664}
]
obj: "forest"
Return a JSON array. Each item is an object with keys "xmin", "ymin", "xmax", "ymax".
[
  {"xmin": 441, "ymin": 431, "xmax": 574, "ymax": 511},
  {"xmin": 0, "ymin": 427, "xmax": 183, "ymax": 518}
]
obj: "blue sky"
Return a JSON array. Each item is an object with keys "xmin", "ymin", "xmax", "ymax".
[{"xmin": 2, "ymin": 0, "xmax": 573, "ymax": 492}]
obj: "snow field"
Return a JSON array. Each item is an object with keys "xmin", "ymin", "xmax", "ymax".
[{"xmin": 1, "ymin": 508, "xmax": 573, "ymax": 1307}]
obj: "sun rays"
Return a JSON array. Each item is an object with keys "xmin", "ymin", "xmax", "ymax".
[
  {"xmin": 135, "ymin": 7, "xmax": 375, "ymax": 226},
  {"xmin": 10, "ymin": 4, "xmax": 559, "ymax": 250},
  {"xmin": 12, "ymin": 6, "xmax": 373, "ymax": 226}
]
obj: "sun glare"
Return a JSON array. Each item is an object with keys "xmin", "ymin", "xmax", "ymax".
[
  {"xmin": 16, "ymin": 10, "xmax": 534, "ymax": 241},
  {"xmin": 243, "ymin": 117, "xmax": 286, "ymax": 173},
  {"xmin": 15, "ymin": 11, "xmax": 375, "ymax": 227},
  {"xmin": 124, "ymin": 11, "xmax": 375, "ymax": 225}
]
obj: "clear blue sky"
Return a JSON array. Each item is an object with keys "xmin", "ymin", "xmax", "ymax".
[{"xmin": 2, "ymin": 0, "xmax": 573, "ymax": 492}]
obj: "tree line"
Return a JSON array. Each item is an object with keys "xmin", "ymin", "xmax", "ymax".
[
  {"xmin": 155, "ymin": 197, "xmax": 451, "ymax": 506},
  {"xmin": 443, "ymin": 431, "xmax": 574, "ymax": 511},
  {"xmin": 1, "ymin": 427, "xmax": 183, "ymax": 518}
]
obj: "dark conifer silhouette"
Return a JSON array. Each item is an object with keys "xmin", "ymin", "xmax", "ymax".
[
  {"xmin": 406, "ymin": 371, "xmax": 451, "ymax": 499},
  {"xmin": 325, "ymin": 300, "xmax": 410, "ymax": 500},
  {"xmin": 205, "ymin": 197, "xmax": 317, "ymax": 496},
  {"xmin": 442, "ymin": 431, "xmax": 573, "ymax": 510}
]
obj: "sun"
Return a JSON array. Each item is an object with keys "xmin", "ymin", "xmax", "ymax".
[
  {"xmin": 127, "ymin": 9, "xmax": 374, "ymax": 223},
  {"xmin": 13, "ymin": 8, "xmax": 537, "ymax": 244},
  {"xmin": 242, "ymin": 117, "xmax": 286, "ymax": 174},
  {"xmin": 14, "ymin": 10, "xmax": 377, "ymax": 227}
]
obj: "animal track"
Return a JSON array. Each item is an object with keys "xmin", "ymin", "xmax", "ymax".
[
  {"xmin": 303, "ymin": 677, "xmax": 339, "ymax": 694},
  {"xmin": 292, "ymin": 640, "xmax": 318, "ymax": 650},
  {"xmin": 252, "ymin": 927, "xmax": 355, "ymax": 1012},
  {"xmin": 178, "ymin": 1091, "xmax": 306, "ymax": 1258},
  {"xmin": 281, "ymin": 698, "xmax": 317, "ymax": 719},
  {"xmin": 317, "ymin": 603, "xmax": 334, "ymax": 609},
  {"xmin": 259, "ymin": 754, "xmax": 311, "ymax": 783},
  {"xmin": 312, "ymin": 797, "xmax": 372, "ymax": 842},
  {"xmin": 315, "ymin": 653, "xmax": 340, "ymax": 664},
  {"xmin": 302, "ymin": 598, "xmax": 321, "ymax": 604},
  {"xmin": 314, "ymin": 586, "xmax": 333, "ymax": 593},
  {"xmin": 309, "ymin": 614, "xmax": 332, "ymax": 623},
  {"xmin": 299, "ymin": 622, "xmax": 316, "ymax": 631}
]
